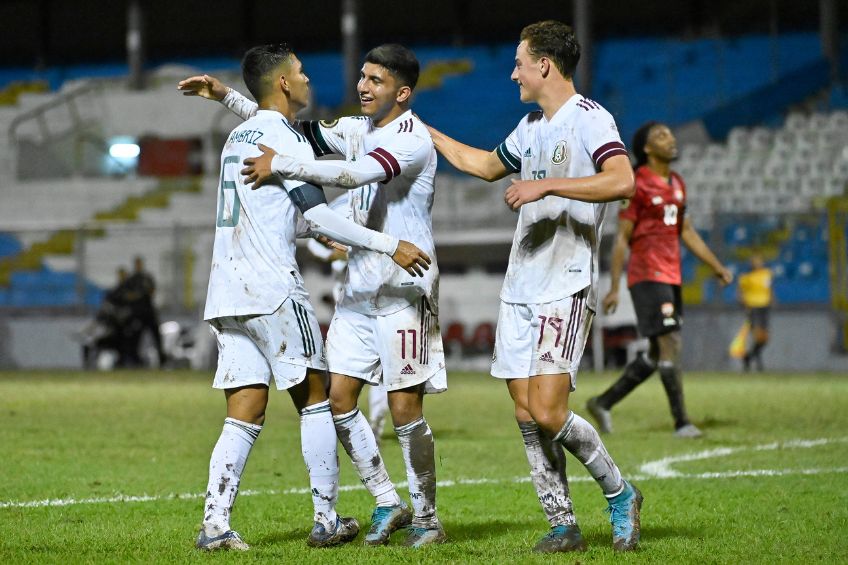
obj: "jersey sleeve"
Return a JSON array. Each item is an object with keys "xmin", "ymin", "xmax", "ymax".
[
  {"xmin": 495, "ymin": 124, "xmax": 522, "ymax": 173},
  {"xmin": 221, "ymin": 88, "xmax": 259, "ymax": 121},
  {"xmin": 299, "ymin": 118, "xmax": 350, "ymax": 157},
  {"xmin": 365, "ymin": 130, "xmax": 431, "ymax": 183},
  {"xmin": 578, "ymin": 104, "xmax": 628, "ymax": 171}
]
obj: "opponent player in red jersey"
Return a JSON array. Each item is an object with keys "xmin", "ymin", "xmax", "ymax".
[{"xmin": 587, "ymin": 121, "xmax": 732, "ymax": 438}]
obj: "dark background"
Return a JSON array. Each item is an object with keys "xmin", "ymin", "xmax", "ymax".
[{"xmin": 0, "ymin": 0, "xmax": 838, "ymax": 66}]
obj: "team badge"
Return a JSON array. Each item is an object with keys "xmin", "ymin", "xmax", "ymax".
[
  {"xmin": 661, "ymin": 302, "xmax": 675, "ymax": 317},
  {"xmin": 319, "ymin": 119, "xmax": 339, "ymax": 128},
  {"xmin": 652, "ymin": 195, "xmax": 663, "ymax": 205},
  {"xmin": 551, "ymin": 140, "xmax": 568, "ymax": 165},
  {"xmin": 675, "ymin": 189, "xmax": 684, "ymax": 201}
]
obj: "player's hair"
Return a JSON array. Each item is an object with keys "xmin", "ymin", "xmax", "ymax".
[
  {"xmin": 364, "ymin": 44, "xmax": 420, "ymax": 90},
  {"xmin": 632, "ymin": 121, "xmax": 661, "ymax": 168},
  {"xmin": 519, "ymin": 20, "xmax": 581, "ymax": 78},
  {"xmin": 241, "ymin": 43, "xmax": 295, "ymax": 101}
]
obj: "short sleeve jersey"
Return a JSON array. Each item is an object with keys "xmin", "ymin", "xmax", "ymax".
[
  {"xmin": 301, "ymin": 111, "xmax": 440, "ymax": 316},
  {"xmin": 738, "ymin": 268, "xmax": 772, "ymax": 308},
  {"xmin": 203, "ymin": 110, "xmax": 315, "ymax": 320},
  {"xmin": 495, "ymin": 95, "xmax": 627, "ymax": 308},
  {"xmin": 620, "ymin": 166, "xmax": 686, "ymax": 287}
]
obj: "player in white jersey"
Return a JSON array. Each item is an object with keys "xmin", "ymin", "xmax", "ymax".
[
  {"xmin": 190, "ymin": 44, "xmax": 431, "ymax": 552},
  {"xmin": 179, "ymin": 44, "xmax": 446, "ymax": 548},
  {"xmin": 425, "ymin": 21, "xmax": 642, "ymax": 553}
]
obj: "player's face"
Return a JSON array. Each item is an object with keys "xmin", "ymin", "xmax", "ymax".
[
  {"xmin": 511, "ymin": 41, "xmax": 541, "ymax": 103},
  {"xmin": 283, "ymin": 55, "xmax": 311, "ymax": 109},
  {"xmin": 645, "ymin": 125, "xmax": 678, "ymax": 162},
  {"xmin": 358, "ymin": 63, "xmax": 399, "ymax": 123}
]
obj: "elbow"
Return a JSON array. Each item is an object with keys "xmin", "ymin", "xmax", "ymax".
[{"xmin": 617, "ymin": 171, "xmax": 636, "ymax": 199}]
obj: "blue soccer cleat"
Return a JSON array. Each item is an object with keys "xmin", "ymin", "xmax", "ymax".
[
  {"xmin": 606, "ymin": 480, "xmax": 643, "ymax": 551},
  {"xmin": 195, "ymin": 529, "xmax": 249, "ymax": 551},
  {"xmin": 402, "ymin": 519, "xmax": 447, "ymax": 548},
  {"xmin": 532, "ymin": 523, "xmax": 587, "ymax": 553},
  {"xmin": 363, "ymin": 503, "xmax": 413, "ymax": 546},
  {"xmin": 306, "ymin": 515, "xmax": 360, "ymax": 548}
]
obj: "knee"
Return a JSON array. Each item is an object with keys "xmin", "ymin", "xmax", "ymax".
[
  {"xmin": 530, "ymin": 407, "xmax": 568, "ymax": 438},
  {"xmin": 329, "ymin": 389, "xmax": 358, "ymax": 415}
]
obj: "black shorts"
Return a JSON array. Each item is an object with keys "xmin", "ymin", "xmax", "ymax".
[
  {"xmin": 629, "ymin": 281, "xmax": 682, "ymax": 337},
  {"xmin": 748, "ymin": 307, "xmax": 770, "ymax": 331}
]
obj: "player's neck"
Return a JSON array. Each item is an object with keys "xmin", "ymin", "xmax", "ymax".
[
  {"xmin": 373, "ymin": 104, "xmax": 408, "ymax": 128},
  {"xmin": 647, "ymin": 159, "xmax": 671, "ymax": 180},
  {"xmin": 537, "ymin": 78, "xmax": 576, "ymax": 121},
  {"xmin": 258, "ymin": 94, "xmax": 298, "ymax": 122}
]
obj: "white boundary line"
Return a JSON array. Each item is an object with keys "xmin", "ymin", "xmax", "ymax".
[{"xmin": 2, "ymin": 437, "xmax": 846, "ymax": 510}]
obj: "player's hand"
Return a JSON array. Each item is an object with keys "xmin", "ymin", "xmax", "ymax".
[
  {"xmin": 391, "ymin": 241, "xmax": 431, "ymax": 277},
  {"xmin": 177, "ymin": 74, "xmax": 228, "ymax": 101},
  {"xmin": 602, "ymin": 289, "xmax": 619, "ymax": 315},
  {"xmin": 314, "ymin": 234, "xmax": 348, "ymax": 254},
  {"xmin": 716, "ymin": 266, "xmax": 733, "ymax": 286},
  {"xmin": 504, "ymin": 178, "xmax": 547, "ymax": 210},
  {"xmin": 242, "ymin": 143, "xmax": 279, "ymax": 189}
]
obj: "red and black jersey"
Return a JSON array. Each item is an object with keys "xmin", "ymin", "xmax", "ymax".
[{"xmin": 620, "ymin": 165, "xmax": 687, "ymax": 287}]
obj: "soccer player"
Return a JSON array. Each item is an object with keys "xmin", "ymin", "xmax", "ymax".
[
  {"xmin": 588, "ymin": 121, "xmax": 733, "ymax": 438},
  {"xmin": 737, "ymin": 252, "xmax": 772, "ymax": 371},
  {"xmin": 180, "ymin": 44, "xmax": 447, "ymax": 548},
  {"xmin": 424, "ymin": 21, "xmax": 641, "ymax": 553},
  {"xmin": 194, "ymin": 43, "xmax": 431, "ymax": 551}
]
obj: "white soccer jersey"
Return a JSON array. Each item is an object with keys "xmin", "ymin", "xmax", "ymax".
[
  {"xmin": 203, "ymin": 110, "xmax": 315, "ymax": 320},
  {"xmin": 300, "ymin": 111, "xmax": 440, "ymax": 316},
  {"xmin": 495, "ymin": 94, "xmax": 627, "ymax": 308}
]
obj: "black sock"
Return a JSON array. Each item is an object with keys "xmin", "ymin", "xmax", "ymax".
[
  {"xmin": 596, "ymin": 355, "xmax": 655, "ymax": 409},
  {"xmin": 658, "ymin": 362, "xmax": 690, "ymax": 429}
]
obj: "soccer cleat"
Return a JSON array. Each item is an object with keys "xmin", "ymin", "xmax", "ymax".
[
  {"xmin": 674, "ymin": 423, "xmax": 703, "ymax": 438},
  {"xmin": 587, "ymin": 396, "xmax": 613, "ymax": 434},
  {"xmin": 606, "ymin": 481, "xmax": 643, "ymax": 551},
  {"xmin": 402, "ymin": 520, "xmax": 447, "ymax": 548},
  {"xmin": 195, "ymin": 529, "xmax": 250, "ymax": 551},
  {"xmin": 306, "ymin": 516, "xmax": 360, "ymax": 548},
  {"xmin": 364, "ymin": 503, "xmax": 413, "ymax": 546},
  {"xmin": 532, "ymin": 523, "xmax": 587, "ymax": 553}
]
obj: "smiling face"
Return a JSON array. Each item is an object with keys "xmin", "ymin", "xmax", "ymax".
[
  {"xmin": 357, "ymin": 62, "xmax": 404, "ymax": 125},
  {"xmin": 511, "ymin": 40, "xmax": 542, "ymax": 104},
  {"xmin": 645, "ymin": 124, "xmax": 678, "ymax": 163}
]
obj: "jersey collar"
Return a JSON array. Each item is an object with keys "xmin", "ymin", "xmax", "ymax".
[{"xmin": 545, "ymin": 93, "xmax": 582, "ymax": 126}]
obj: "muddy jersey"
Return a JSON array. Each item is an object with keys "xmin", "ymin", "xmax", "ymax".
[{"xmin": 495, "ymin": 94, "xmax": 627, "ymax": 308}]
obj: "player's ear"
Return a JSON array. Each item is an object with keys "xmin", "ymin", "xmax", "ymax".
[
  {"xmin": 278, "ymin": 74, "xmax": 290, "ymax": 94},
  {"xmin": 539, "ymin": 57, "xmax": 551, "ymax": 78},
  {"xmin": 396, "ymin": 85, "xmax": 412, "ymax": 104}
]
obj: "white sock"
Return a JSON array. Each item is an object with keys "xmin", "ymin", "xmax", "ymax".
[
  {"xmin": 555, "ymin": 411, "xmax": 624, "ymax": 498},
  {"xmin": 202, "ymin": 417, "xmax": 262, "ymax": 535},
  {"xmin": 368, "ymin": 385, "xmax": 390, "ymax": 440},
  {"xmin": 301, "ymin": 400, "xmax": 339, "ymax": 529},
  {"xmin": 333, "ymin": 408, "xmax": 401, "ymax": 507},
  {"xmin": 396, "ymin": 417, "xmax": 438, "ymax": 528},
  {"xmin": 518, "ymin": 421, "xmax": 576, "ymax": 526}
]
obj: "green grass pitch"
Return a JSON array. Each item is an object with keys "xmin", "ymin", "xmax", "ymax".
[{"xmin": 1, "ymin": 369, "xmax": 846, "ymax": 563}]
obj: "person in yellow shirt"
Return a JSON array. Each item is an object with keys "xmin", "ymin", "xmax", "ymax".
[{"xmin": 737, "ymin": 253, "xmax": 773, "ymax": 371}]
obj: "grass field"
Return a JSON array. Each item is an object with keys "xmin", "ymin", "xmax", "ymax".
[{"xmin": 1, "ymin": 369, "xmax": 847, "ymax": 563}]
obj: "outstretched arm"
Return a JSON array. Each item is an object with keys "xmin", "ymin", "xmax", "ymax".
[
  {"xmin": 601, "ymin": 219, "xmax": 634, "ymax": 314},
  {"xmin": 504, "ymin": 154, "xmax": 635, "ymax": 210},
  {"xmin": 681, "ymin": 217, "xmax": 733, "ymax": 285},
  {"xmin": 426, "ymin": 124, "xmax": 511, "ymax": 181},
  {"xmin": 177, "ymin": 75, "xmax": 258, "ymax": 121}
]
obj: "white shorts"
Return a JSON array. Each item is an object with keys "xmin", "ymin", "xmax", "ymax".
[
  {"xmin": 209, "ymin": 297, "xmax": 327, "ymax": 391},
  {"xmin": 326, "ymin": 297, "xmax": 447, "ymax": 394},
  {"xmin": 491, "ymin": 287, "xmax": 594, "ymax": 388}
]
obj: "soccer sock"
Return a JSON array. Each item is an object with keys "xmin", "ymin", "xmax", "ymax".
[
  {"xmin": 396, "ymin": 417, "xmax": 438, "ymax": 528},
  {"xmin": 333, "ymin": 408, "xmax": 401, "ymax": 508},
  {"xmin": 518, "ymin": 421, "xmax": 576, "ymax": 527},
  {"xmin": 595, "ymin": 354, "xmax": 656, "ymax": 409},
  {"xmin": 555, "ymin": 411, "xmax": 624, "ymax": 498},
  {"xmin": 301, "ymin": 400, "xmax": 340, "ymax": 529},
  {"xmin": 202, "ymin": 417, "xmax": 262, "ymax": 535},
  {"xmin": 368, "ymin": 386, "xmax": 390, "ymax": 441},
  {"xmin": 658, "ymin": 361, "xmax": 691, "ymax": 429}
]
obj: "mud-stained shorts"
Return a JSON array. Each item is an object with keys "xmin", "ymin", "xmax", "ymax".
[
  {"xmin": 209, "ymin": 297, "xmax": 326, "ymax": 391},
  {"xmin": 326, "ymin": 297, "xmax": 446, "ymax": 394},
  {"xmin": 491, "ymin": 287, "xmax": 594, "ymax": 388}
]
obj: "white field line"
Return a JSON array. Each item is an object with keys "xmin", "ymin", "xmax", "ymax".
[{"xmin": 2, "ymin": 437, "xmax": 847, "ymax": 510}]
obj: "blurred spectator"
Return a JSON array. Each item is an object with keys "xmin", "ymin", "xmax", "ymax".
[
  {"xmin": 737, "ymin": 253, "xmax": 773, "ymax": 371},
  {"xmin": 124, "ymin": 256, "xmax": 165, "ymax": 367}
]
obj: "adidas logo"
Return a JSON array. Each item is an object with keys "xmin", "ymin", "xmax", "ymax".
[
  {"xmin": 400, "ymin": 363, "xmax": 416, "ymax": 375},
  {"xmin": 539, "ymin": 351, "xmax": 555, "ymax": 363},
  {"xmin": 524, "ymin": 148, "xmax": 532, "ymax": 157}
]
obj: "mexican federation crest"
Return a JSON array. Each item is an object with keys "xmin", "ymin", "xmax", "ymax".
[{"xmin": 551, "ymin": 140, "xmax": 568, "ymax": 165}]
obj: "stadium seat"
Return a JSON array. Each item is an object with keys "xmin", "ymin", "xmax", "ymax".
[{"xmin": 443, "ymin": 321, "xmax": 466, "ymax": 357}]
